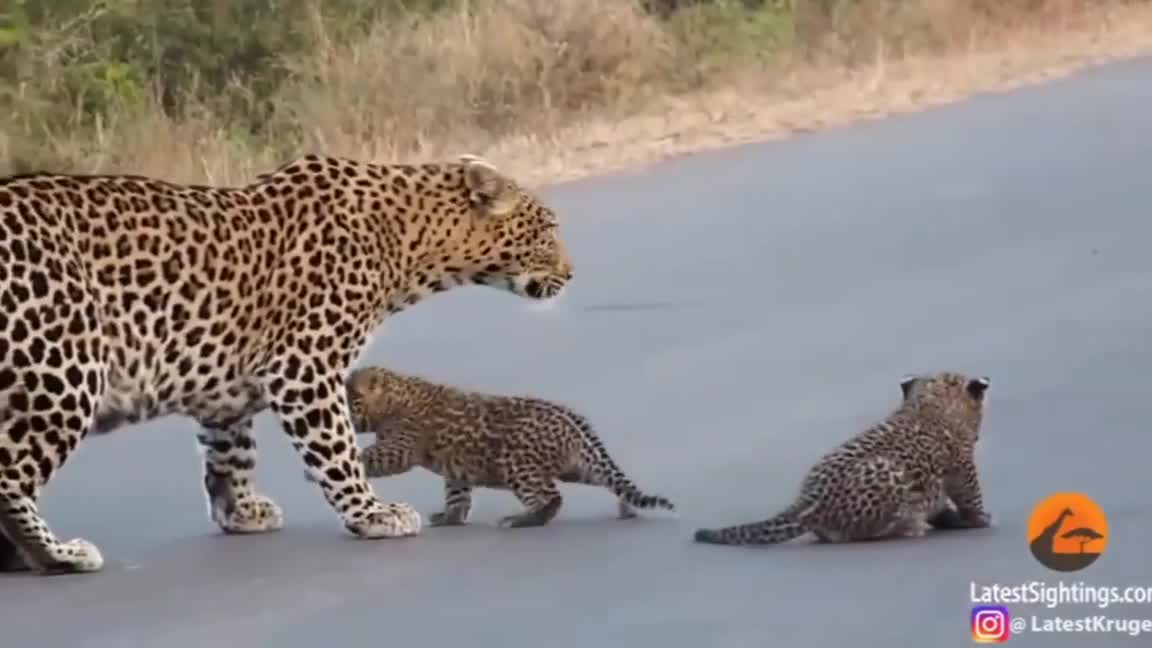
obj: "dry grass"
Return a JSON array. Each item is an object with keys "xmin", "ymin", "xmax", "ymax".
[
  {"xmin": 509, "ymin": 0, "xmax": 1152, "ymax": 186},
  {"xmin": 4, "ymin": 0, "xmax": 1152, "ymax": 188}
]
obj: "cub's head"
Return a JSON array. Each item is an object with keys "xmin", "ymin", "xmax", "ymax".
[
  {"xmin": 450, "ymin": 155, "xmax": 573, "ymax": 301},
  {"xmin": 345, "ymin": 367, "xmax": 380, "ymax": 432},
  {"xmin": 344, "ymin": 365, "xmax": 442, "ymax": 433},
  {"xmin": 898, "ymin": 371, "xmax": 990, "ymax": 440},
  {"xmin": 345, "ymin": 366, "xmax": 409, "ymax": 432}
]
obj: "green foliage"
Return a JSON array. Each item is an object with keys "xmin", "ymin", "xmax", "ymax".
[
  {"xmin": 664, "ymin": 0, "xmax": 795, "ymax": 82},
  {"xmin": 0, "ymin": 0, "xmax": 457, "ymax": 139},
  {"xmin": 0, "ymin": 3, "xmax": 29, "ymax": 48}
]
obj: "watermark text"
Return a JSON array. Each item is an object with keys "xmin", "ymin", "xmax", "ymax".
[{"xmin": 971, "ymin": 580, "xmax": 1152, "ymax": 609}]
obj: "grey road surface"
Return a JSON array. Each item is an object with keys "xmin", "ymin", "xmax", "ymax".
[{"xmin": 3, "ymin": 58, "xmax": 1152, "ymax": 648}]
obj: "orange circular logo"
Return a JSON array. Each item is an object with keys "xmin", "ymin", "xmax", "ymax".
[{"xmin": 1027, "ymin": 492, "xmax": 1107, "ymax": 572}]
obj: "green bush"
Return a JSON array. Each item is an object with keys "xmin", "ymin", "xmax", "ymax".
[{"xmin": 0, "ymin": 0, "xmax": 457, "ymax": 135}]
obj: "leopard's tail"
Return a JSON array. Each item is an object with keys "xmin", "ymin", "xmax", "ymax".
[
  {"xmin": 693, "ymin": 505, "xmax": 808, "ymax": 545},
  {"xmin": 561, "ymin": 408, "xmax": 676, "ymax": 514},
  {"xmin": 605, "ymin": 463, "xmax": 677, "ymax": 513}
]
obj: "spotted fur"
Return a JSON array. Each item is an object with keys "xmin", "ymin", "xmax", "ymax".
[
  {"xmin": 327, "ymin": 365, "xmax": 675, "ymax": 528},
  {"xmin": 0, "ymin": 153, "xmax": 573, "ymax": 574},
  {"xmin": 694, "ymin": 371, "xmax": 993, "ymax": 546}
]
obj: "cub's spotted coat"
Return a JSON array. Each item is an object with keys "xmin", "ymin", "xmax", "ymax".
[
  {"xmin": 694, "ymin": 371, "xmax": 993, "ymax": 545},
  {"xmin": 331, "ymin": 366, "xmax": 676, "ymax": 528},
  {"xmin": 0, "ymin": 153, "xmax": 573, "ymax": 574}
]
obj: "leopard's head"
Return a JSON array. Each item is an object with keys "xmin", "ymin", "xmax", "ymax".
[
  {"xmin": 447, "ymin": 155, "xmax": 573, "ymax": 302},
  {"xmin": 899, "ymin": 371, "xmax": 990, "ymax": 441}
]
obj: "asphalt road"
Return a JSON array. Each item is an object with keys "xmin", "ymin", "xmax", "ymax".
[{"xmin": 4, "ymin": 57, "xmax": 1152, "ymax": 648}]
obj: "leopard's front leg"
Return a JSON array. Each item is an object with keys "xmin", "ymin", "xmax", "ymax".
[
  {"xmin": 430, "ymin": 480, "xmax": 473, "ymax": 527},
  {"xmin": 934, "ymin": 457, "xmax": 993, "ymax": 530},
  {"xmin": 197, "ymin": 417, "xmax": 283, "ymax": 534},
  {"xmin": 266, "ymin": 370, "xmax": 421, "ymax": 539}
]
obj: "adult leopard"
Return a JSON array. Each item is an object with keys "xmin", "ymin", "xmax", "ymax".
[{"xmin": 0, "ymin": 153, "xmax": 574, "ymax": 575}]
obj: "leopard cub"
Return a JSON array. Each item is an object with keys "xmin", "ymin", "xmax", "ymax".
[
  {"xmin": 326, "ymin": 366, "xmax": 677, "ymax": 528},
  {"xmin": 694, "ymin": 371, "xmax": 993, "ymax": 546}
]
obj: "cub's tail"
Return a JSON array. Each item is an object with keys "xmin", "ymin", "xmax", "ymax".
[
  {"xmin": 693, "ymin": 508, "xmax": 807, "ymax": 545},
  {"xmin": 564, "ymin": 410, "xmax": 676, "ymax": 514},
  {"xmin": 592, "ymin": 448, "xmax": 676, "ymax": 513},
  {"xmin": 608, "ymin": 466, "xmax": 677, "ymax": 513}
]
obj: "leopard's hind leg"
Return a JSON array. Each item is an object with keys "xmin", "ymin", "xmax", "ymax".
[
  {"xmin": 808, "ymin": 456, "xmax": 935, "ymax": 543},
  {"xmin": 0, "ymin": 373, "xmax": 108, "ymax": 575},
  {"xmin": 500, "ymin": 462, "xmax": 563, "ymax": 528}
]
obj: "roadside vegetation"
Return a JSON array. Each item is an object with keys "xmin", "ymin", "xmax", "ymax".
[{"xmin": 1, "ymin": 0, "xmax": 1147, "ymax": 184}]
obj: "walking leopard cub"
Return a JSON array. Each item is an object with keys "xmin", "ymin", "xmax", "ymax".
[
  {"xmin": 694, "ymin": 371, "xmax": 993, "ymax": 546},
  {"xmin": 315, "ymin": 365, "xmax": 676, "ymax": 528}
]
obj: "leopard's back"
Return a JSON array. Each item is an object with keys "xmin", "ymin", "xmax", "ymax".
[
  {"xmin": 421, "ymin": 394, "xmax": 584, "ymax": 486},
  {"xmin": 797, "ymin": 414, "xmax": 962, "ymax": 509}
]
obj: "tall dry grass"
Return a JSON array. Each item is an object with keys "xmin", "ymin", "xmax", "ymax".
[{"xmin": 3, "ymin": 0, "xmax": 1150, "ymax": 186}]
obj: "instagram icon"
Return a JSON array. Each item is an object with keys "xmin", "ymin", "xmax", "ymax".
[{"xmin": 970, "ymin": 605, "xmax": 1011, "ymax": 643}]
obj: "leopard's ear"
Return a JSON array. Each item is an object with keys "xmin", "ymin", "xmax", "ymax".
[
  {"xmin": 966, "ymin": 376, "xmax": 991, "ymax": 401},
  {"xmin": 459, "ymin": 154, "xmax": 519, "ymax": 218},
  {"xmin": 899, "ymin": 375, "xmax": 918, "ymax": 400}
]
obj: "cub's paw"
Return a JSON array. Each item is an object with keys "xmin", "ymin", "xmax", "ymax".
[
  {"xmin": 497, "ymin": 512, "xmax": 550, "ymax": 529},
  {"xmin": 929, "ymin": 507, "xmax": 993, "ymax": 530},
  {"xmin": 218, "ymin": 494, "xmax": 284, "ymax": 534},
  {"xmin": 428, "ymin": 511, "xmax": 467, "ymax": 527},
  {"xmin": 967, "ymin": 511, "xmax": 994, "ymax": 528},
  {"xmin": 901, "ymin": 517, "xmax": 933, "ymax": 538}
]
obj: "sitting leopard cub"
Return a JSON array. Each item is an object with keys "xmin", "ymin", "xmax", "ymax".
[
  {"xmin": 694, "ymin": 371, "xmax": 993, "ymax": 546},
  {"xmin": 321, "ymin": 366, "xmax": 677, "ymax": 528}
]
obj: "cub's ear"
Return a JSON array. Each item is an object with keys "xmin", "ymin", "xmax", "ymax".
[
  {"xmin": 966, "ymin": 376, "xmax": 991, "ymax": 401},
  {"xmin": 899, "ymin": 375, "xmax": 918, "ymax": 399},
  {"xmin": 460, "ymin": 154, "xmax": 519, "ymax": 217}
]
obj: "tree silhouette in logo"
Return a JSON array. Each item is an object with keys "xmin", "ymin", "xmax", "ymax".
[{"xmin": 1062, "ymin": 527, "xmax": 1104, "ymax": 555}]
